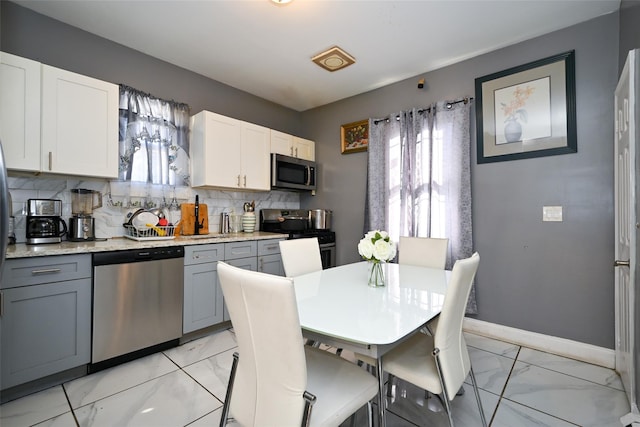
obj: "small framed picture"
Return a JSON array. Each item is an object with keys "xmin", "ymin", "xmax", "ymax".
[
  {"xmin": 475, "ymin": 50, "xmax": 577, "ymax": 163},
  {"xmin": 340, "ymin": 119, "xmax": 369, "ymax": 154}
]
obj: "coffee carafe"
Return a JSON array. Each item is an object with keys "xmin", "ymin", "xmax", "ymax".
[{"xmin": 68, "ymin": 188, "xmax": 102, "ymax": 241}]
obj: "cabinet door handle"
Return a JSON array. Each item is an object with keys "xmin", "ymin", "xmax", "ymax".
[
  {"xmin": 194, "ymin": 254, "xmax": 218, "ymax": 261},
  {"xmin": 48, "ymin": 152, "xmax": 53, "ymax": 170},
  {"xmin": 237, "ymin": 175, "xmax": 241, "ymax": 187},
  {"xmin": 243, "ymin": 175, "xmax": 247, "ymax": 187},
  {"xmin": 259, "ymin": 258, "xmax": 264, "ymax": 271},
  {"xmin": 295, "ymin": 147, "xmax": 298, "ymax": 157},
  {"xmin": 31, "ymin": 268, "xmax": 62, "ymax": 275},
  {"xmin": 290, "ymin": 146, "xmax": 294, "ymax": 156}
]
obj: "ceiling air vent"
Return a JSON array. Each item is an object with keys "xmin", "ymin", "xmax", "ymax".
[{"xmin": 312, "ymin": 46, "xmax": 355, "ymax": 72}]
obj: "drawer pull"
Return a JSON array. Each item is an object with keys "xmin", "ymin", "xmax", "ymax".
[{"xmin": 31, "ymin": 268, "xmax": 62, "ymax": 275}]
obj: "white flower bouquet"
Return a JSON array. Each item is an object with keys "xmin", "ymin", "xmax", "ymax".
[{"xmin": 358, "ymin": 230, "xmax": 397, "ymax": 263}]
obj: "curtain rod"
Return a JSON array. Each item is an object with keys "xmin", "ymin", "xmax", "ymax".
[{"xmin": 373, "ymin": 96, "xmax": 473, "ymax": 125}]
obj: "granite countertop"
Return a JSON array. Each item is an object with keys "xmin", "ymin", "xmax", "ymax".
[{"xmin": 6, "ymin": 231, "xmax": 289, "ymax": 259}]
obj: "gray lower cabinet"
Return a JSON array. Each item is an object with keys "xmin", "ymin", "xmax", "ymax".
[
  {"xmin": 183, "ymin": 239, "xmax": 284, "ymax": 331},
  {"xmin": 183, "ymin": 244, "xmax": 225, "ymax": 334},
  {"xmin": 223, "ymin": 241, "xmax": 258, "ymax": 321},
  {"xmin": 0, "ymin": 255, "xmax": 92, "ymax": 390},
  {"xmin": 257, "ymin": 239, "xmax": 284, "ymax": 276}
]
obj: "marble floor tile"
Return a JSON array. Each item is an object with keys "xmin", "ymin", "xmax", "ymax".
[
  {"xmin": 0, "ymin": 326, "xmax": 633, "ymax": 427},
  {"xmin": 504, "ymin": 361, "xmax": 629, "ymax": 427},
  {"xmin": 187, "ymin": 407, "xmax": 224, "ymax": 427},
  {"xmin": 517, "ymin": 347, "xmax": 624, "ymax": 391},
  {"xmin": 64, "ymin": 352, "xmax": 178, "ymax": 408},
  {"xmin": 32, "ymin": 411, "xmax": 77, "ymax": 427},
  {"xmin": 491, "ymin": 398, "xmax": 577, "ymax": 427},
  {"xmin": 163, "ymin": 329, "xmax": 237, "ymax": 367},
  {"xmin": 73, "ymin": 370, "xmax": 222, "ymax": 427},
  {"xmin": 464, "ymin": 332, "xmax": 521, "ymax": 359},
  {"xmin": 0, "ymin": 385, "xmax": 69, "ymax": 427},
  {"xmin": 467, "ymin": 346, "xmax": 517, "ymax": 395},
  {"xmin": 385, "ymin": 378, "xmax": 500, "ymax": 427},
  {"xmin": 183, "ymin": 347, "xmax": 236, "ymax": 401}
]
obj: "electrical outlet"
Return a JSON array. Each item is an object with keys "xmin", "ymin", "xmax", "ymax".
[{"xmin": 543, "ymin": 206, "xmax": 563, "ymax": 222}]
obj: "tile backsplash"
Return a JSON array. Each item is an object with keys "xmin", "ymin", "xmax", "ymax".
[{"xmin": 8, "ymin": 175, "xmax": 300, "ymax": 244}]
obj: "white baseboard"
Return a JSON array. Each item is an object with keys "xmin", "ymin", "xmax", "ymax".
[{"xmin": 463, "ymin": 318, "xmax": 616, "ymax": 369}]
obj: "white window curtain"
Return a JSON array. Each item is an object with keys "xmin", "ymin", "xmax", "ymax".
[
  {"xmin": 118, "ymin": 85, "xmax": 191, "ymax": 186},
  {"xmin": 364, "ymin": 100, "xmax": 476, "ymax": 313}
]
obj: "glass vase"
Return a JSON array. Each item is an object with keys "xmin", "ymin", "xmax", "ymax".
[{"xmin": 368, "ymin": 260, "xmax": 386, "ymax": 287}]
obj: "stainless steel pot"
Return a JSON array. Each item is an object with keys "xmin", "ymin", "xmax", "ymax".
[{"xmin": 309, "ymin": 209, "xmax": 332, "ymax": 230}]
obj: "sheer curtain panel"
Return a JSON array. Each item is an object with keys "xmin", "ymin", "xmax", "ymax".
[
  {"xmin": 118, "ymin": 85, "xmax": 191, "ymax": 186},
  {"xmin": 365, "ymin": 100, "xmax": 476, "ymax": 313}
]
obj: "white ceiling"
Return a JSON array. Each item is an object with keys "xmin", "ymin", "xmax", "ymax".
[{"xmin": 15, "ymin": 0, "xmax": 620, "ymax": 112}]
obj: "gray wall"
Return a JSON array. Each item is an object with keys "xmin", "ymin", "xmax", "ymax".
[
  {"xmin": 0, "ymin": 1, "xmax": 302, "ymax": 135},
  {"xmin": 300, "ymin": 12, "xmax": 620, "ymax": 348},
  {"xmin": 620, "ymin": 0, "xmax": 640, "ymax": 73}
]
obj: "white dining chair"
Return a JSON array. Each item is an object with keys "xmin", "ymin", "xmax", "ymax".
[
  {"xmin": 217, "ymin": 261, "xmax": 378, "ymax": 427},
  {"xmin": 381, "ymin": 252, "xmax": 486, "ymax": 427},
  {"xmin": 279, "ymin": 238, "xmax": 323, "ymax": 277},
  {"xmin": 398, "ymin": 236, "xmax": 449, "ymax": 269}
]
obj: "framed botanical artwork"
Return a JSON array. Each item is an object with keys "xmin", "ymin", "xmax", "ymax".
[
  {"xmin": 475, "ymin": 50, "xmax": 577, "ymax": 163},
  {"xmin": 340, "ymin": 119, "xmax": 369, "ymax": 154}
]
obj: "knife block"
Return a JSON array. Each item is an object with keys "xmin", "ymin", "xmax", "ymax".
[{"xmin": 180, "ymin": 203, "xmax": 209, "ymax": 235}]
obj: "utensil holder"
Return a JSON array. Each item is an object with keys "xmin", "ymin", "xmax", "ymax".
[{"xmin": 242, "ymin": 212, "xmax": 256, "ymax": 233}]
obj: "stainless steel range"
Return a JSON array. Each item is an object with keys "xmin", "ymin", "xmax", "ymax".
[{"xmin": 260, "ymin": 209, "xmax": 336, "ymax": 269}]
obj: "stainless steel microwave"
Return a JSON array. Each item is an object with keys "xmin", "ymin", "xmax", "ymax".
[{"xmin": 271, "ymin": 154, "xmax": 316, "ymax": 191}]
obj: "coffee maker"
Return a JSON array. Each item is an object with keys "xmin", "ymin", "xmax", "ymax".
[
  {"xmin": 26, "ymin": 199, "xmax": 67, "ymax": 245},
  {"xmin": 68, "ymin": 188, "xmax": 102, "ymax": 241}
]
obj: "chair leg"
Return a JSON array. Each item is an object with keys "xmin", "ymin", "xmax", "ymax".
[
  {"xmin": 219, "ymin": 352, "xmax": 239, "ymax": 427},
  {"xmin": 367, "ymin": 400, "xmax": 374, "ymax": 427},
  {"xmin": 469, "ymin": 364, "xmax": 488, "ymax": 427},
  {"xmin": 433, "ymin": 348, "xmax": 455, "ymax": 427},
  {"xmin": 387, "ymin": 374, "xmax": 395, "ymax": 397},
  {"xmin": 301, "ymin": 391, "xmax": 317, "ymax": 427}
]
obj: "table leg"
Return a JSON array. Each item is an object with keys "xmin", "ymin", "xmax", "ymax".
[{"xmin": 376, "ymin": 356, "xmax": 386, "ymax": 427}]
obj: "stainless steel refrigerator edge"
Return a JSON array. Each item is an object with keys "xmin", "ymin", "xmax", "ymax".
[
  {"xmin": 0, "ymin": 141, "xmax": 9, "ymax": 386},
  {"xmin": 0, "ymin": 141, "xmax": 9, "ymax": 279}
]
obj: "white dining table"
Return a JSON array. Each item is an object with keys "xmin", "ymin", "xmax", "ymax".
[{"xmin": 293, "ymin": 261, "xmax": 450, "ymax": 427}]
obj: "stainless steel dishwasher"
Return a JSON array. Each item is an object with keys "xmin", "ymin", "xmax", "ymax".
[{"xmin": 91, "ymin": 246, "xmax": 184, "ymax": 371}]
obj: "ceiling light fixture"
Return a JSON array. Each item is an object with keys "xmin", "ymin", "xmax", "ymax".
[
  {"xmin": 270, "ymin": 0, "xmax": 293, "ymax": 5},
  {"xmin": 312, "ymin": 46, "xmax": 356, "ymax": 72}
]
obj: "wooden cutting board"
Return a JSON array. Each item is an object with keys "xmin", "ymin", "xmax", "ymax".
[{"xmin": 180, "ymin": 203, "xmax": 209, "ymax": 235}]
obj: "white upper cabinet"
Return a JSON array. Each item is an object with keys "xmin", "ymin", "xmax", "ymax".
[
  {"xmin": 293, "ymin": 136, "xmax": 315, "ymax": 161},
  {"xmin": 270, "ymin": 129, "xmax": 315, "ymax": 161},
  {"xmin": 241, "ymin": 121, "xmax": 271, "ymax": 190},
  {"xmin": 0, "ymin": 52, "xmax": 41, "ymax": 171},
  {"xmin": 41, "ymin": 65, "xmax": 118, "ymax": 178},
  {"xmin": 0, "ymin": 52, "xmax": 118, "ymax": 178},
  {"xmin": 270, "ymin": 130, "xmax": 293, "ymax": 156},
  {"xmin": 191, "ymin": 111, "xmax": 271, "ymax": 191}
]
